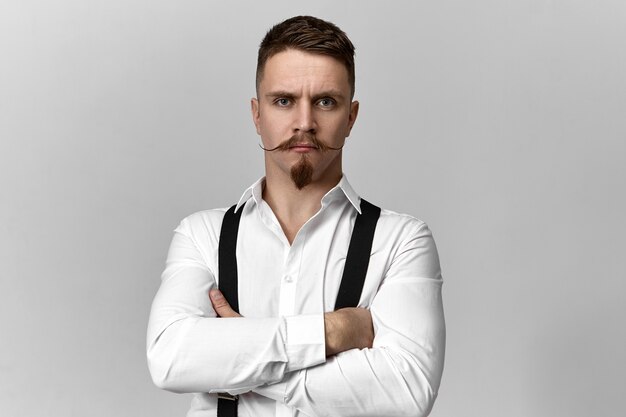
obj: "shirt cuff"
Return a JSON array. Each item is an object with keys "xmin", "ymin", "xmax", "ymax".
[{"xmin": 283, "ymin": 314, "xmax": 326, "ymax": 372}]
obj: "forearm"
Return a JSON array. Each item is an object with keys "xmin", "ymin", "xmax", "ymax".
[
  {"xmin": 255, "ymin": 347, "xmax": 443, "ymax": 417},
  {"xmin": 323, "ymin": 308, "xmax": 374, "ymax": 357},
  {"xmin": 147, "ymin": 308, "xmax": 325, "ymax": 394}
]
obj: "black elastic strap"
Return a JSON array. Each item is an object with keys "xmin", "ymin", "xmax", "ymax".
[
  {"xmin": 334, "ymin": 199, "xmax": 381, "ymax": 310},
  {"xmin": 218, "ymin": 204, "xmax": 243, "ymax": 314},
  {"xmin": 217, "ymin": 204, "xmax": 243, "ymax": 417},
  {"xmin": 217, "ymin": 394, "xmax": 237, "ymax": 417}
]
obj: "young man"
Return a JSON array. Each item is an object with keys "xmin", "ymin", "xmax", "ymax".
[{"xmin": 147, "ymin": 16, "xmax": 445, "ymax": 417}]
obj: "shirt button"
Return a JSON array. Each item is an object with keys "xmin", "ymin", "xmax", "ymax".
[{"xmin": 284, "ymin": 275, "xmax": 293, "ymax": 283}]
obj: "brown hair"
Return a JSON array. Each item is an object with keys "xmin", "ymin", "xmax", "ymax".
[{"xmin": 256, "ymin": 16, "xmax": 356, "ymax": 98}]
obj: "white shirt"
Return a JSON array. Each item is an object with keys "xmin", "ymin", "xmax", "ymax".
[{"xmin": 147, "ymin": 175, "xmax": 445, "ymax": 417}]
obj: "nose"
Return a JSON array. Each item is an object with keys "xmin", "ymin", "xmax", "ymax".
[{"xmin": 294, "ymin": 102, "xmax": 317, "ymax": 133}]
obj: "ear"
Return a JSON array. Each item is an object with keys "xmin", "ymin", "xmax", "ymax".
[
  {"xmin": 346, "ymin": 100, "xmax": 359, "ymax": 137},
  {"xmin": 251, "ymin": 98, "xmax": 261, "ymax": 135}
]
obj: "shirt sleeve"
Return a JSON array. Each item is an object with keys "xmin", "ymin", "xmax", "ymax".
[
  {"xmin": 146, "ymin": 216, "xmax": 326, "ymax": 394},
  {"xmin": 253, "ymin": 220, "xmax": 446, "ymax": 417}
]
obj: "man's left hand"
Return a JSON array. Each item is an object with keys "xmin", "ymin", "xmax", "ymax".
[{"xmin": 209, "ymin": 289, "xmax": 242, "ymax": 317}]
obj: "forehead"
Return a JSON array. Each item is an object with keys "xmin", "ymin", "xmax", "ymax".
[{"xmin": 259, "ymin": 49, "xmax": 351, "ymax": 94}]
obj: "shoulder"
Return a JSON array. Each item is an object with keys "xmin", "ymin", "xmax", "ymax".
[
  {"xmin": 376, "ymin": 207, "xmax": 435, "ymax": 245},
  {"xmin": 373, "ymin": 207, "xmax": 441, "ymax": 279},
  {"xmin": 173, "ymin": 207, "xmax": 231, "ymax": 245}
]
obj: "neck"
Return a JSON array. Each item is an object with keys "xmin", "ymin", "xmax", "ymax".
[{"xmin": 263, "ymin": 165, "xmax": 342, "ymax": 244}]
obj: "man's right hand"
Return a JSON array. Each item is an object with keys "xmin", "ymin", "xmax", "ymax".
[
  {"xmin": 209, "ymin": 289, "xmax": 242, "ymax": 318},
  {"xmin": 324, "ymin": 307, "xmax": 374, "ymax": 357}
]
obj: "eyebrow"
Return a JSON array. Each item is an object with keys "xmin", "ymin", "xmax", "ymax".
[
  {"xmin": 264, "ymin": 90, "xmax": 346, "ymax": 101},
  {"xmin": 265, "ymin": 91, "xmax": 296, "ymax": 100}
]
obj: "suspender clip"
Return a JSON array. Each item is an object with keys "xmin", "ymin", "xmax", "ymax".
[{"xmin": 218, "ymin": 393, "xmax": 239, "ymax": 401}]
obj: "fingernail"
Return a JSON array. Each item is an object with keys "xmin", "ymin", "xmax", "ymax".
[{"xmin": 210, "ymin": 289, "xmax": 222, "ymax": 299}]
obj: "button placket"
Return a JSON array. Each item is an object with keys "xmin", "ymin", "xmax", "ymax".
[
  {"xmin": 278, "ymin": 251, "xmax": 295, "ymax": 317},
  {"xmin": 278, "ymin": 231, "xmax": 306, "ymax": 317}
]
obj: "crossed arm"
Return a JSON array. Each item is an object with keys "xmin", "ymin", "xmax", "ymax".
[{"xmin": 147, "ymin": 217, "xmax": 445, "ymax": 416}]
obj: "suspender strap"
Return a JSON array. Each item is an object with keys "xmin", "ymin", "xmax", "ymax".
[
  {"xmin": 218, "ymin": 204, "xmax": 243, "ymax": 314},
  {"xmin": 334, "ymin": 199, "xmax": 381, "ymax": 310},
  {"xmin": 217, "ymin": 204, "xmax": 242, "ymax": 417},
  {"xmin": 217, "ymin": 393, "xmax": 238, "ymax": 417},
  {"xmin": 216, "ymin": 199, "xmax": 381, "ymax": 417}
]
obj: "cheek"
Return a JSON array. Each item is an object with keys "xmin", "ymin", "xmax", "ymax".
[
  {"xmin": 324, "ymin": 116, "xmax": 351, "ymax": 137},
  {"xmin": 259, "ymin": 112, "xmax": 289, "ymax": 135},
  {"xmin": 258, "ymin": 124, "xmax": 287, "ymax": 147}
]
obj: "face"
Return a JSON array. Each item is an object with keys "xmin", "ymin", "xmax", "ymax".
[{"xmin": 251, "ymin": 49, "xmax": 359, "ymax": 189}]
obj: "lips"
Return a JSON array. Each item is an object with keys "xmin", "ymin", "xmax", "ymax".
[{"xmin": 289, "ymin": 143, "xmax": 318, "ymax": 149}]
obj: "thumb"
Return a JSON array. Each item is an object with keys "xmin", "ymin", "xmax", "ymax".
[{"xmin": 209, "ymin": 289, "xmax": 241, "ymax": 318}]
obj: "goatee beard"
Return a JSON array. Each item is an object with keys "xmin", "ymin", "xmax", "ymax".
[{"xmin": 291, "ymin": 155, "xmax": 314, "ymax": 190}]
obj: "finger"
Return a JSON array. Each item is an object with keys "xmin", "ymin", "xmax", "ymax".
[{"xmin": 209, "ymin": 289, "xmax": 242, "ymax": 317}]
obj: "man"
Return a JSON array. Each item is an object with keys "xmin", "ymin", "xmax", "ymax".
[{"xmin": 147, "ymin": 15, "xmax": 445, "ymax": 417}]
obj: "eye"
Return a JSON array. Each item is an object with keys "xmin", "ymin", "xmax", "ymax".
[
  {"xmin": 317, "ymin": 98, "xmax": 336, "ymax": 108},
  {"xmin": 275, "ymin": 98, "xmax": 291, "ymax": 107}
]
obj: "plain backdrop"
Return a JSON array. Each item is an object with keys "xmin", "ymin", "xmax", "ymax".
[{"xmin": 1, "ymin": 1, "xmax": 625, "ymax": 416}]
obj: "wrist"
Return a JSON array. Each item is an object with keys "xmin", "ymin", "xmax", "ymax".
[{"xmin": 323, "ymin": 312, "xmax": 340, "ymax": 357}]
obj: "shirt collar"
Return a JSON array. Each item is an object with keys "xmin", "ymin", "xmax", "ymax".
[
  {"xmin": 234, "ymin": 174, "xmax": 362, "ymax": 214},
  {"xmin": 234, "ymin": 177, "xmax": 265, "ymax": 212}
]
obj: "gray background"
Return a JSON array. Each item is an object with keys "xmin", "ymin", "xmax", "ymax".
[{"xmin": 1, "ymin": 1, "xmax": 625, "ymax": 416}]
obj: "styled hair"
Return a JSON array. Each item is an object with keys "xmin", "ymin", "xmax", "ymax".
[{"xmin": 256, "ymin": 16, "xmax": 356, "ymax": 98}]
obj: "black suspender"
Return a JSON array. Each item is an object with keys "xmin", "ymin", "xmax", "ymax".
[
  {"xmin": 218, "ymin": 205, "xmax": 243, "ymax": 314},
  {"xmin": 216, "ymin": 205, "xmax": 243, "ymax": 416},
  {"xmin": 334, "ymin": 199, "xmax": 381, "ymax": 310},
  {"xmin": 216, "ymin": 199, "xmax": 381, "ymax": 417}
]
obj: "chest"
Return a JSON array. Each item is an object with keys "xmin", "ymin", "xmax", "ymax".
[{"xmin": 217, "ymin": 205, "xmax": 386, "ymax": 318}]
